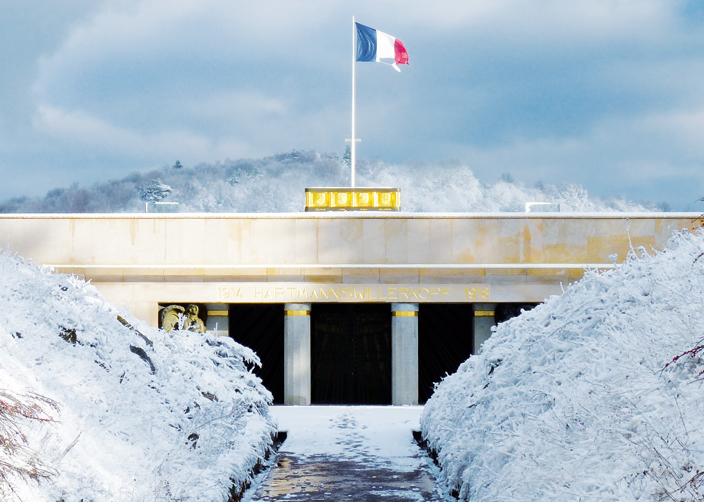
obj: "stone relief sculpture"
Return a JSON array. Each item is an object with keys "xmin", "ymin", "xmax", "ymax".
[
  {"xmin": 159, "ymin": 304, "xmax": 206, "ymax": 333},
  {"xmin": 160, "ymin": 305, "xmax": 185, "ymax": 332},
  {"xmin": 184, "ymin": 304, "xmax": 206, "ymax": 333}
]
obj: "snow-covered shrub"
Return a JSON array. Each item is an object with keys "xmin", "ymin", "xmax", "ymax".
[
  {"xmin": 421, "ymin": 229, "xmax": 704, "ymax": 501},
  {"xmin": 0, "ymin": 391, "xmax": 59, "ymax": 494},
  {"xmin": 0, "ymin": 252, "xmax": 277, "ymax": 501}
]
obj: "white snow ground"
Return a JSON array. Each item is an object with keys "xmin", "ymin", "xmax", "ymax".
[
  {"xmin": 421, "ymin": 229, "xmax": 704, "ymax": 501},
  {"xmin": 0, "ymin": 252, "xmax": 277, "ymax": 501},
  {"xmin": 247, "ymin": 406, "xmax": 441, "ymax": 501}
]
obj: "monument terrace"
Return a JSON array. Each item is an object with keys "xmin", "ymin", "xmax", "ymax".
[{"xmin": 1, "ymin": 208, "xmax": 697, "ymax": 405}]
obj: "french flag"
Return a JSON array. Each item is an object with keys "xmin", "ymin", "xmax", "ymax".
[{"xmin": 355, "ymin": 22, "xmax": 409, "ymax": 72}]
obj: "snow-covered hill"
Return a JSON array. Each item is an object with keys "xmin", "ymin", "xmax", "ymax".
[
  {"xmin": 0, "ymin": 151, "xmax": 651, "ymax": 213},
  {"xmin": 0, "ymin": 252, "xmax": 277, "ymax": 501},
  {"xmin": 421, "ymin": 229, "xmax": 704, "ymax": 501}
]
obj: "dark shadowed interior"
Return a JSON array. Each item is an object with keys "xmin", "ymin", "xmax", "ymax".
[
  {"xmin": 229, "ymin": 303, "xmax": 285, "ymax": 404},
  {"xmin": 495, "ymin": 303, "xmax": 539, "ymax": 324},
  {"xmin": 311, "ymin": 303, "xmax": 392, "ymax": 405},
  {"xmin": 418, "ymin": 303, "xmax": 474, "ymax": 404}
]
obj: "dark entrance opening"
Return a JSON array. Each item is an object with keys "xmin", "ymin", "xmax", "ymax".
[
  {"xmin": 311, "ymin": 303, "xmax": 391, "ymax": 405},
  {"xmin": 418, "ymin": 303, "xmax": 473, "ymax": 404},
  {"xmin": 229, "ymin": 304, "xmax": 284, "ymax": 404},
  {"xmin": 495, "ymin": 303, "xmax": 539, "ymax": 324}
]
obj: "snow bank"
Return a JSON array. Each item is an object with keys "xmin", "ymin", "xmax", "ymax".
[
  {"xmin": 0, "ymin": 151, "xmax": 650, "ymax": 213},
  {"xmin": 421, "ymin": 230, "xmax": 704, "ymax": 501},
  {"xmin": 0, "ymin": 252, "xmax": 277, "ymax": 501}
]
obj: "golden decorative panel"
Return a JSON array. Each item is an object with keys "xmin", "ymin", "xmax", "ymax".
[{"xmin": 305, "ymin": 187, "xmax": 400, "ymax": 211}]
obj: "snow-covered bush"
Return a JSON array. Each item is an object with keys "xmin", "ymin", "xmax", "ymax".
[
  {"xmin": 0, "ymin": 391, "xmax": 59, "ymax": 494},
  {"xmin": 0, "ymin": 252, "xmax": 277, "ymax": 501},
  {"xmin": 421, "ymin": 229, "xmax": 704, "ymax": 501}
]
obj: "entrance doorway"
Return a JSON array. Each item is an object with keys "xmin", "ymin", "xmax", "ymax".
[
  {"xmin": 229, "ymin": 304, "xmax": 285, "ymax": 404},
  {"xmin": 495, "ymin": 303, "xmax": 539, "ymax": 324},
  {"xmin": 418, "ymin": 303, "xmax": 473, "ymax": 404},
  {"xmin": 311, "ymin": 303, "xmax": 392, "ymax": 405}
]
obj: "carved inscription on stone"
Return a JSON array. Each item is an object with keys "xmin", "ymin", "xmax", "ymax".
[
  {"xmin": 216, "ymin": 284, "xmax": 491, "ymax": 303},
  {"xmin": 465, "ymin": 286, "xmax": 491, "ymax": 302}
]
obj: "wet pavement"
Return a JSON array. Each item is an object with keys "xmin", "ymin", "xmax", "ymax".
[{"xmin": 245, "ymin": 406, "xmax": 442, "ymax": 502}]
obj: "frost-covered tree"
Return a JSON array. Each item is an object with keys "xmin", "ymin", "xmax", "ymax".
[
  {"xmin": 500, "ymin": 172, "xmax": 514, "ymax": 183},
  {"xmin": 138, "ymin": 179, "xmax": 172, "ymax": 203},
  {"xmin": 343, "ymin": 145, "xmax": 351, "ymax": 169},
  {"xmin": 0, "ymin": 150, "xmax": 654, "ymax": 213}
]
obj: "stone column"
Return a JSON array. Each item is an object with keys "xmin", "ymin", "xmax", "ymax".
[
  {"xmin": 205, "ymin": 303, "xmax": 229, "ymax": 337},
  {"xmin": 391, "ymin": 303, "xmax": 419, "ymax": 405},
  {"xmin": 284, "ymin": 303, "xmax": 311, "ymax": 406},
  {"xmin": 129, "ymin": 300, "xmax": 159, "ymax": 328},
  {"xmin": 472, "ymin": 303, "xmax": 496, "ymax": 354}
]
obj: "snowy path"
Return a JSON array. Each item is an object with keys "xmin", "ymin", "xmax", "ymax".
[{"xmin": 245, "ymin": 406, "xmax": 442, "ymax": 502}]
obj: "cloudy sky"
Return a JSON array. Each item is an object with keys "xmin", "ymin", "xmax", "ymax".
[{"xmin": 1, "ymin": 0, "xmax": 704, "ymax": 208}]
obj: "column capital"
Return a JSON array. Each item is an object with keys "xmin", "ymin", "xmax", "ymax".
[
  {"xmin": 473, "ymin": 302, "xmax": 497, "ymax": 355},
  {"xmin": 473, "ymin": 302, "xmax": 496, "ymax": 318},
  {"xmin": 391, "ymin": 302, "xmax": 419, "ymax": 317},
  {"xmin": 285, "ymin": 303, "xmax": 311, "ymax": 317},
  {"xmin": 205, "ymin": 303, "xmax": 229, "ymax": 337}
]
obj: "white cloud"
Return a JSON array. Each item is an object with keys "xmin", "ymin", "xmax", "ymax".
[
  {"xmin": 33, "ymin": 0, "xmax": 340, "ymax": 99},
  {"xmin": 33, "ymin": 103, "xmax": 254, "ymax": 162},
  {"xmin": 639, "ymin": 108, "xmax": 704, "ymax": 152},
  {"xmin": 369, "ymin": 0, "xmax": 674, "ymax": 44},
  {"xmin": 441, "ymin": 106, "xmax": 704, "ymax": 205},
  {"xmin": 187, "ymin": 91, "xmax": 288, "ymax": 121},
  {"xmin": 33, "ymin": 0, "xmax": 679, "ymax": 101},
  {"xmin": 0, "ymin": 0, "xmax": 700, "ymax": 208}
]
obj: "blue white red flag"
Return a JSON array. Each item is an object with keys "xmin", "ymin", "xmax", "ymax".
[{"xmin": 355, "ymin": 22, "xmax": 409, "ymax": 72}]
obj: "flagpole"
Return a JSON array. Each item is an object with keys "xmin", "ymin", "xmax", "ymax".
[{"xmin": 351, "ymin": 15, "xmax": 356, "ymax": 187}]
